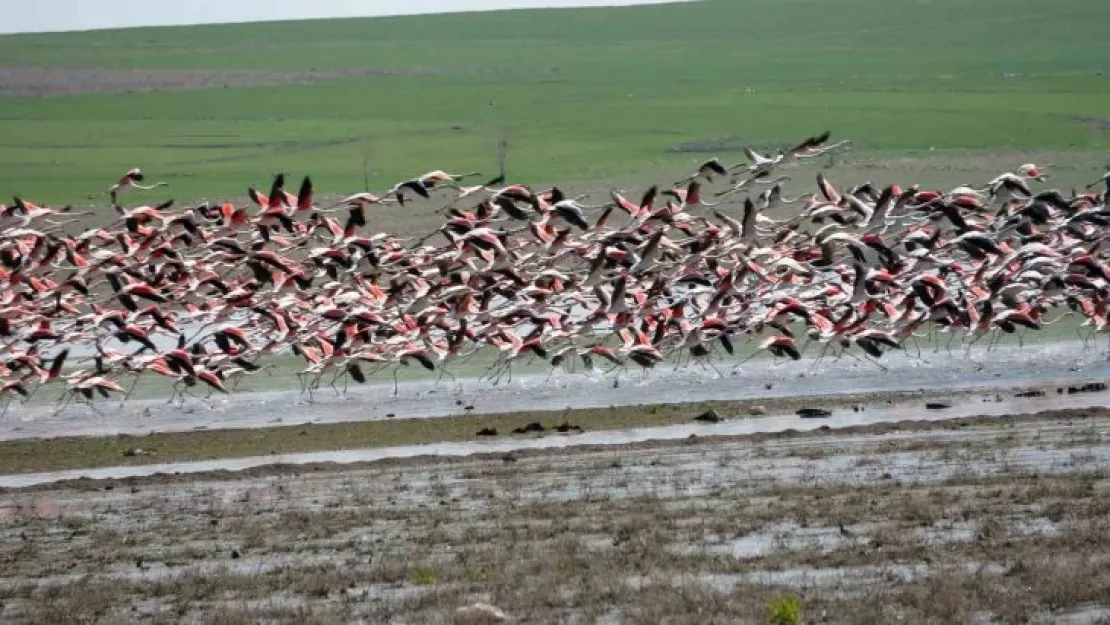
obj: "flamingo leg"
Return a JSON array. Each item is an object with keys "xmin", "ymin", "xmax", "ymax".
[
  {"xmin": 840, "ymin": 348, "xmax": 888, "ymax": 372},
  {"xmin": 734, "ymin": 348, "xmax": 764, "ymax": 368},
  {"xmin": 807, "ymin": 343, "xmax": 832, "ymax": 373},
  {"xmin": 295, "ymin": 372, "xmax": 307, "ymax": 399},
  {"xmin": 327, "ymin": 370, "xmax": 342, "ymax": 397},
  {"xmin": 987, "ymin": 330, "xmax": 1001, "ymax": 352},
  {"xmin": 492, "ymin": 362, "xmax": 509, "ymax": 386},
  {"xmin": 121, "ymin": 375, "xmax": 144, "ymax": 407},
  {"xmin": 908, "ymin": 335, "xmax": 922, "ymax": 358},
  {"xmin": 53, "ymin": 390, "xmax": 76, "ymax": 417}
]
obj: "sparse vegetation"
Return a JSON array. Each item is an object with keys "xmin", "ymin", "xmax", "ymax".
[
  {"xmin": 409, "ymin": 567, "xmax": 439, "ymax": 586},
  {"xmin": 767, "ymin": 593, "xmax": 803, "ymax": 625}
]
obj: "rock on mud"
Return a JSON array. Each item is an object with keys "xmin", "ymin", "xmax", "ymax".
[
  {"xmin": 512, "ymin": 422, "xmax": 546, "ymax": 434},
  {"xmin": 694, "ymin": 409, "xmax": 721, "ymax": 423},
  {"xmin": 1067, "ymin": 382, "xmax": 1108, "ymax": 395}
]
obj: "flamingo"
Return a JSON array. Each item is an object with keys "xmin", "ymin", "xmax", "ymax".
[{"xmin": 108, "ymin": 168, "xmax": 168, "ymax": 195}]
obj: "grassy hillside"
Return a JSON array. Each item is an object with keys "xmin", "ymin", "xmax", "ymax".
[{"xmin": 0, "ymin": 0, "xmax": 1108, "ymax": 204}]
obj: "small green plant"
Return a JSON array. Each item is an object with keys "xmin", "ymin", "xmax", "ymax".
[
  {"xmin": 409, "ymin": 567, "xmax": 439, "ymax": 585},
  {"xmin": 461, "ymin": 569, "xmax": 487, "ymax": 583},
  {"xmin": 767, "ymin": 593, "xmax": 803, "ymax": 625}
]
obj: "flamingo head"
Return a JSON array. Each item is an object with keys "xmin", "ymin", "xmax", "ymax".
[
  {"xmin": 1018, "ymin": 163, "xmax": 1045, "ymax": 181},
  {"xmin": 860, "ymin": 232, "xmax": 886, "ymax": 248}
]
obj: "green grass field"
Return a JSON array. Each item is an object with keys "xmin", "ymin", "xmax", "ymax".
[{"xmin": 0, "ymin": 0, "xmax": 1108, "ymax": 205}]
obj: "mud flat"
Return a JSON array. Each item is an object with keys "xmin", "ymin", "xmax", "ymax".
[{"xmin": 1, "ymin": 407, "xmax": 1109, "ymax": 623}]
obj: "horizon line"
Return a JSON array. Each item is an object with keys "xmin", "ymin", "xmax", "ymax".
[{"xmin": 0, "ymin": 0, "xmax": 691, "ymax": 37}]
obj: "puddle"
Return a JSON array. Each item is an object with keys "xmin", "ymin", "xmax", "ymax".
[
  {"xmin": 1043, "ymin": 606, "xmax": 1110, "ymax": 625},
  {"xmin": 627, "ymin": 560, "xmax": 1010, "ymax": 593},
  {"xmin": 671, "ymin": 517, "xmax": 1062, "ymax": 559}
]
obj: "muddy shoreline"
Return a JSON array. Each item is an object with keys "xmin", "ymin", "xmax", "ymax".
[
  {"xmin": 4, "ymin": 402, "xmax": 1107, "ymax": 493},
  {"xmin": 0, "ymin": 376, "xmax": 1102, "ymax": 474}
]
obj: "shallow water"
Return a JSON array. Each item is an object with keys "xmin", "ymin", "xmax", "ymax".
[{"xmin": 5, "ymin": 339, "xmax": 1109, "ymax": 442}]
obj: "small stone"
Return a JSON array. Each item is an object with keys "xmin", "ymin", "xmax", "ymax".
[{"xmin": 454, "ymin": 602, "xmax": 508, "ymax": 624}]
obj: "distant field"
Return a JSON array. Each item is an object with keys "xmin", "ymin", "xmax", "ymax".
[{"xmin": 0, "ymin": 0, "xmax": 1108, "ymax": 204}]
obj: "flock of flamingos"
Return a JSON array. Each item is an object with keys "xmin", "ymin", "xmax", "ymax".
[{"xmin": 3, "ymin": 130, "xmax": 1110, "ymax": 413}]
